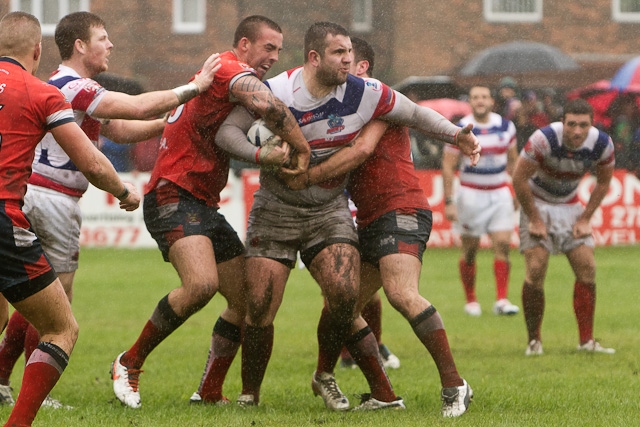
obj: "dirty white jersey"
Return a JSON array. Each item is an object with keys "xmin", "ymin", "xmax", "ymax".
[
  {"xmin": 29, "ymin": 65, "xmax": 108, "ymax": 197},
  {"xmin": 445, "ymin": 112, "xmax": 516, "ymax": 190},
  {"xmin": 260, "ymin": 67, "xmax": 395, "ymax": 206},
  {"xmin": 521, "ymin": 122, "xmax": 615, "ymax": 204}
]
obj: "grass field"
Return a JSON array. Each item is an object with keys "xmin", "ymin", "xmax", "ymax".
[{"xmin": 1, "ymin": 246, "xmax": 638, "ymax": 426}]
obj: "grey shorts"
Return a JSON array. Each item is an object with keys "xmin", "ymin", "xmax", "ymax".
[
  {"xmin": 23, "ymin": 185, "xmax": 81, "ymax": 273},
  {"xmin": 519, "ymin": 200, "xmax": 594, "ymax": 254},
  {"xmin": 245, "ymin": 190, "xmax": 358, "ymax": 268}
]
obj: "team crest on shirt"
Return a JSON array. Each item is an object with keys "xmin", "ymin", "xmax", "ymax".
[{"xmin": 326, "ymin": 114, "xmax": 345, "ymax": 134}]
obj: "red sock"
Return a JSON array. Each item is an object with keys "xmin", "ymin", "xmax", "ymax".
[
  {"xmin": 494, "ymin": 260, "xmax": 510, "ymax": 300},
  {"xmin": 361, "ymin": 298, "xmax": 382, "ymax": 344},
  {"xmin": 573, "ymin": 281, "xmax": 595, "ymax": 345},
  {"xmin": 459, "ymin": 259, "xmax": 477, "ymax": 303},
  {"xmin": 411, "ymin": 306, "xmax": 462, "ymax": 388},
  {"xmin": 121, "ymin": 296, "xmax": 185, "ymax": 369},
  {"xmin": 315, "ymin": 306, "xmax": 351, "ymax": 374},
  {"xmin": 6, "ymin": 343, "xmax": 68, "ymax": 427},
  {"xmin": 522, "ymin": 282, "xmax": 545, "ymax": 342},
  {"xmin": 345, "ymin": 327, "xmax": 396, "ymax": 402},
  {"xmin": 198, "ymin": 317, "xmax": 241, "ymax": 402},
  {"xmin": 0, "ymin": 311, "xmax": 29, "ymax": 384},
  {"xmin": 241, "ymin": 324, "xmax": 273, "ymax": 403}
]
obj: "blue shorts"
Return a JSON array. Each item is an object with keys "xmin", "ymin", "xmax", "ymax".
[
  {"xmin": 358, "ymin": 209, "xmax": 432, "ymax": 267},
  {"xmin": 0, "ymin": 201, "xmax": 57, "ymax": 303},
  {"xmin": 143, "ymin": 182, "xmax": 245, "ymax": 263}
]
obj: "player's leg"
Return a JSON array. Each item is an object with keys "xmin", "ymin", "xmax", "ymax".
[
  {"xmin": 15, "ymin": 187, "xmax": 81, "ymax": 408},
  {"xmin": 486, "ymin": 188, "xmax": 518, "ymax": 315},
  {"xmin": 522, "ymin": 246, "xmax": 550, "ymax": 355},
  {"xmin": 241, "ymin": 256, "xmax": 290, "ymax": 405},
  {"xmin": 566, "ymin": 245, "xmax": 613, "ymax": 353},
  {"xmin": 459, "ymin": 235, "xmax": 481, "ymax": 315},
  {"xmin": 5, "ymin": 279, "xmax": 78, "ymax": 427},
  {"xmin": 489, "ymin": 230, "xmax": 519, "ymax": 315},
  {"xmin": 360, "ymin": 290, "xmax": 400, "ymax": 370},
  {"xmin": 112, "ymin": 234, "xmax": 219, "ymax": 408},
  {"xmin": 308, "ymin": 243, "xmax": 360, "ymax": 411},
  {"xmin": 193, "ymin": 250, "xmax": 246, "ymax": 404},
  {"xmin": 0, "ymin": 310, "xmax": 28, "ymax": 405}
]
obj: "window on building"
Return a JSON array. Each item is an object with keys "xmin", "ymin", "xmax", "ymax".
[
  {"xmin": 351, "ymin": 0, "xmax": 372, "ymax": 32},
  {"xmin": 10, "ymin": 0, "xmax": 90, "ymax": 36},
  {"xmin": 173, "ymin": 0, "xmax": 205, "ymax": 34},
  {"xmin": 484, "ymin": 0, "xmax": 543, "ymax": 22},
  {"xmin": 613, "ymin": 0, "xmax": 640, "ymax": 22}
]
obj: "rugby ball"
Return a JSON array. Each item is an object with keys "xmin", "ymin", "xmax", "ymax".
[{"xmin": 247, "ymin": 118, "xmax": 276, "ymax": 147}]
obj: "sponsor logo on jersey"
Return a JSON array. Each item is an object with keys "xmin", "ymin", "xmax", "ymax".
[
  {"xmin": 365, "ymin": 80, "xmax": 382, "ymax": 91},
  {"xmin": 300, "ymin": 111, "xmax": 324, "ymax": 125},
  {"xmin": 326, "ymin": 114, "xmax": 345, "ymax": 134}
]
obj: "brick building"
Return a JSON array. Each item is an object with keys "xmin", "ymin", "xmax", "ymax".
[{"xmin": 2, "ymin": 0, "xmax": 639, "ymax": 92}]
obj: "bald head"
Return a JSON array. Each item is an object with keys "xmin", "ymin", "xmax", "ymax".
[{"xmin": 0, "ymin": 12, "xmax": 41, "ymax": 58}]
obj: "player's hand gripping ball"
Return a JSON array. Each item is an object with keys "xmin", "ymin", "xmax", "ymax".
[
  {"xmin": 247, "ymin": 118, "xmax": 290, "ymax": 170},
  {"xmin": 247, "ymin": 118, "xmax": 279, "ymax": 147}
]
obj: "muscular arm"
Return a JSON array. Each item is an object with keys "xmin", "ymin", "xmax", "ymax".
[
  {"xmin": 231, "ymin": 75, "xmax": 310, "ymax": 173},
  {"xmin": 512, "ymin": 156, "xmax": 540, "ymax": 220},
  {"xmin": 215, "ymin": 105, "xmax": 291, "ymax": 167},
  {"xmin": 100, "ymin": 118, "xmax": 165, "ymax": 144},
  {"xmin": 441, "ymin": 148, "xmax": 460, "ymax": 221},
  {"xmin": 285, "ymin": 120, "xmax": 389, "ymax": 190},
  {"xmin": 51, "ymin": 122, "xmax": 140, "ymax": 211},
  {"xmin": 91, "ymin": 53, "xmax": 222, "ymax": 120},
  {"xmin": 513, "ymin": 155, "xmax": 547, "ymax": 238},
  {"xmin": 574, "ymin": 163, "xmax": 614, "ymax": 237},
  {"xmin": 383, "ymin": 91, "xmax": 480, "ymax": 164}
]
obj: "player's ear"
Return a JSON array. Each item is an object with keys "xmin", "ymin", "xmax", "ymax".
[
  {"xmin": 74, "ymin": 38, "xmax": 86, "ymax": 54},
  {"xmin": 308, "ymin": 50, "xmax": 321, "ymax": 67},
  {"xmin": 33, "ymin": 41, "xmax": 41, "ymax": 61}
]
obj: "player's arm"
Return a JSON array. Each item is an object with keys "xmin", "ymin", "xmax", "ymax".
[
  {"xmin": 230, "ymin": 74, "xmax": 310, "ymax": 174},
  {"xmin": 285, "ymin": 120, "xmax": 389, "ymax": 190},
  {"xmin": 574, "ymin": 162, "xmax": 614, "ymax": 238},
  {"xmin": 512, "ymin": 155, "xmax": 546, "ymax": 238},
  {"xmin": 91, "ymin": 53, "xmax": 222, "ymax": 120},
  {"xmin": 51, "ymin": 122, "xmax": 140, "ymax": 211},
  {"xmin": 383, "ymin": 91, "xmax": 481, "ymax": 165},
  {"xmin": 506, "ymin": 142, "xmax": 520, "ymax": 211},
  {"xmin": 99, "ymin": 117, "xmax": 166, "ymax": 144},
  {"xmin": 215, "ymin": 105, "xmax": 291, "ymax": 168},
  {"xmin": 441, "ymin": 147, "xmax": 460, "ymax": 222}
]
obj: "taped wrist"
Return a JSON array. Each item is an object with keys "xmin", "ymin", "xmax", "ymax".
[{"xmin": 172, "ymin": 82, "xmax": 200, "ymax": 104}]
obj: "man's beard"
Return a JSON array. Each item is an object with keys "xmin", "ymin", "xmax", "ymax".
[{"xmin": 317, "ymin": 65, "xmax": 347, "ymax": 87}]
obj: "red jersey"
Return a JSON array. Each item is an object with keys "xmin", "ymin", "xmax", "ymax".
[
  {"xmin": 146, "ymin": 51, "xmax": 257, "ymax": 206},
  {"xmin": 0, "ymin": 58, "xmax": 75, "ymax": 203},
  {"xmin": 347, "ymin": 125, "xmax": 430, "ymax": 228}
]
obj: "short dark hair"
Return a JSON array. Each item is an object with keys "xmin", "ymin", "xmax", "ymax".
[
  {"xmin": 304, "ymin": 21, "xmax": 349, "ymax": 62},
  {"xmin": 55, "ymin": 12, "xmax": 106, "ymax": 60},
  {"xmin": 233, "ymin": 15, "xmax": 282, "ymax": 48},
  {"xmin": 563, "ymin": 98, "xmax": 593, "ymax": 120},
  {"xmin": 351, "ymin": 37, "xmax": 375, "ymax": 77},
  {"xmin": 469, "ymin": 84, "xmax": 492, "ymax": 96}
]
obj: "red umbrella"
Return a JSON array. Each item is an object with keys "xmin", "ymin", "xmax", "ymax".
[
  {"xmin": 568, "ymin": 57, "xmax": 640, "ymax": 129},
  {"xmin": 417, "ymin": 98, "xmax": 471, "ymax": 121}
]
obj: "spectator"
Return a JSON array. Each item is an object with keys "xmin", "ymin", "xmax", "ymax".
[
  {"xmin": 541, "ymin": 88, "xmax": 563, "ymax": 122},
  {"xmin": 516, "ymin": 90, "xmax": 550, "ymax": 151},
  {"xmin": 607, "ymin": 93, "xmax": 640, "ymax": 170},
  {"xmin": 495, "ymin": 76, "xmax": 522, "ymax": 122}
]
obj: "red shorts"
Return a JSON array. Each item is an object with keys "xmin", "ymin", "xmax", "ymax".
[{"xmin": 0, "ymin": 201, "xmax": 57, "ymax": 303}]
